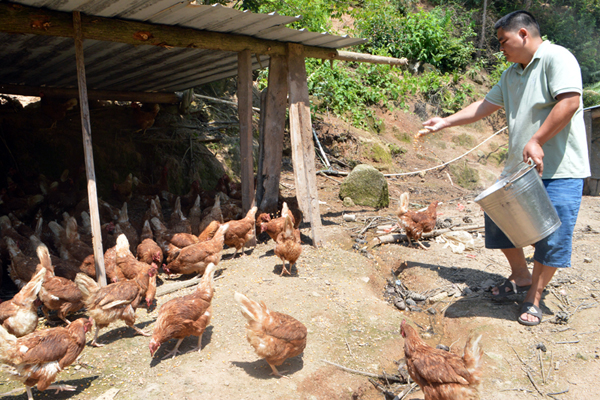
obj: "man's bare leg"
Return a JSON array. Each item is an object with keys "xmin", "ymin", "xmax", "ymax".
[
  {"xmin": 519, "ymin": 261, "xmax": 557, "ymax": 324},
  {"xmin": 492, "ymin": 248, "xmax": 532, "ymax": 295}
]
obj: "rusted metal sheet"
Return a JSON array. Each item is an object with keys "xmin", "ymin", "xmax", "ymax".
[{"xmin": 0, "ymin": 1, "xmax": 366, "ymax": 92}]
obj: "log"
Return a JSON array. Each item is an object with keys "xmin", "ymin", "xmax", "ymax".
[
  {"xmin": 287, "ymin": 43, "xmax": 323, "ymax": 247},
  {"xmin": 73, "ymin": 11, "xmax": 106, "ymax": 287},
  {"xmin": 0, "ymin": 84, "xmax": 180, "ymax": 103},
  {"xmin": 194, "ymin": 94, "xmax": 261, "ymax": 112},
  {"xmin": 238, "ymin": 50, "xmax": 254, "ymax": 213},
  {"xmin": 259, "ymin": 55, "xmax": 289, "ymax": 213},
  {"xmin": 0, "ymin": 3, "xmax": 400, "ymax": 65},
  {"xmin": 370, "ymin": 224, "xmax": 485, "ymax": 247},
  {"xmin": 156, "ymin": 275, "xmax": 224, "ymax": 297},
  {"xmin": 333, "ymin": 51, "xmax": 408, "ymax": 66}
]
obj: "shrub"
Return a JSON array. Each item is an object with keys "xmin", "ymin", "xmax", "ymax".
[
  {"xmin": 583, "ymin": 89, "xmax": 600, "ymax": 108},
  {"xmin": 450, "ymin": 161, "xmax": 480, "ymax": 189}
]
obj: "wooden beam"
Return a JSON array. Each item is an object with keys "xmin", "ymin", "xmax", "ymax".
[
  {"xmin": 287, "ymin": 43, "xmax": 323, "ymax": 247},
  {"xmin": 260, "ymin": 55, "xmax": 289, "ymax": 213},
  {"xmin": 0, "ymin": 3, "xmax": 393, "ymax": 66},
  {"xmin": 238, "ymin": 50, "xmax": 254, "ymax": 213},
  {"xmin": 0, "ymin": 84, "xmax": 180, "ymax": 103},
  {"xmin": 73, "ymin": 11, "xmax": 107, "ymax": 287}
]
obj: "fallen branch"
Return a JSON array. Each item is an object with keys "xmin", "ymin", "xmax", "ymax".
[
  {"xmin": 396, "ymin": 382, "xmax": 418, "ymax": 400},
  {"xmin": 321, "ymin": 360, "xmax": 406, "ymax": 383},
  {"xmin": 547, "ymin": 388, "xmax": 569, "ymax": 400},
  {"xmin": 370, "ymin": 224, "xmax": 485, "ymax": 247},
  {"xmin": 317, "ymin": 170, "xmax": 342, "ymax": 184},
  {"xmin": 157, "ymin": 274, "xmax": 223, "ymax": 297},
  {"xmin": 523, "ymin": 367, "xmax": 544, "ymax": 397}
]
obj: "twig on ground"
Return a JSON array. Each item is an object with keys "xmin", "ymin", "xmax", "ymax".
[
  {"xmin": 523, "ymin": 367, "xmax": 544, "ymax": 397},
  {"xmin": 370, "ymin": 224, "xmax": 485, "ymax": 247},
  {"xmin": 555, "ymin": 340, "xmax": 580, "ymax": 344},
  {"xmin": 317, "ymin": 170, "xmax": 343, "ymax": 184},
  {"xmin": 539, "ymin": 349, "xmax": 546, "ymax": 384},
  {"xmin": 396, "ymin": 382, "xmax": 418, "ymax": 400},
  {"xmin": 547, "ymin": 388, "xmax": 569, "ymax": 400},
  {"xmin": 321, "ymin": 360, "xmax": 406, "ymax": 383},
  {"xmin": 344, "ymin": 337, "xmax": 354, "ymax": 358},
  {"xmin": 546, "ymin": 351, "xmax": 553, "ymax": 383}
]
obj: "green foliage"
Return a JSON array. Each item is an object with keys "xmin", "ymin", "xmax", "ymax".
[
  {"xmin": 583, "ymin": 89, "xmax": 600, "ymax": 107},
  {"xmin": 370, "ymin": 143, "xmax": 393, "ymax": 164},
  {"xmin": 388, "ymin": 143, "xmax": 407, "ymax": 156},
  {"xmin": 355, "ymin": 3, "xmax": 476, "ymax": 71},
  {"xmin": 450, "ymin": 161, "xmax": 480, "ymax": 189},
  {"xmin": 235, "ymin": 0, "xmax": 342, "ymax": 32},
  {"xmin": 489, "ymin": 52, "xmax": 511, "ymax": 86},
  {"xmin": 451, "ymin": 133, "xmax": 476, "ymax": 148},
  {"xmin": 394, "ymin": 132, "xmax": 413, "ymax": 143}
]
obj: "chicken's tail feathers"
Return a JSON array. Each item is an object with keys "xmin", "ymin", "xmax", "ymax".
[
  {"xmin": 74, "ymin": 273, "xmax": 100, "ymax": 301},
  {"xmin": 463, "ymin": 334, "xmax": 483, "ymax": 380},
  {"xmin": 234, "ymin": 292, "xmax": 268, "ymax": 324},
  {"xmin": 35, "ymin": 242, "xmax": 52, "ymax": 270},
  {"xmin": 196, "ymin": 263, "xmax": 216, "ymax": 299},
  {"xmin": 16, "ymin": 266, "xmax": 45, "ymax": 302},
  {"xmin": 0, "ymin": 324, "xmax": 17, "ymax": 364},
  {"xmin": 115, "ymin": 234, "xmax": 130, "ymax": 258},
  {"xmin": 397, "ymin": 192, "xmax": 410, "ymax": 216}
]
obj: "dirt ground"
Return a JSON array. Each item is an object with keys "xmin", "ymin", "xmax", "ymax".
[{"xmin": 1, "ymin": 108, "xmax": 599, "ymax": 400}]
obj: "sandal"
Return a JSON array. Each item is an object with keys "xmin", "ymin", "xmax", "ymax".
[
  {"xmin": 491, "ymin": 279, "xmax": 531, "ymax": 299},
  {"xmin": 518, "ymin": 302, "xmax": 542, "ymax": 326}
]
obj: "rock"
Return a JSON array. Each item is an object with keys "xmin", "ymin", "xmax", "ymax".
[
  {"xmin": 343, "ymin": 197, "xmax": 356, "ymax": 207},
  {"xmin": 584, "ymin": 257, "xmax": 592, "ymax": 263},
  {"xmin": 406, "ymin": 298, "xmax": 417, "ymax": 306},
  {"xmin": 394, "ymin": 299, "xmax": 406, "ymax": 310},
  {"xmin": 436, "ymin": 344, "xmax": 450, "ymax": 352},
  {"xmin": 427, "ymin": 307, "xmax": 437, "ymax": 315},
  {"xmin": 462, "ymin": 287, "xmax": 472, "ymax": 295},
  {"xmin": 481, "ymin": 279, "xmax": 496, "ymax": 291},
  {"xmin": 339, "ymin": 164, "xmax": 389, "ymax": 208},
  {"xmin": 428, "ymin": 292, "xmax": 448, "ymax": 303}
]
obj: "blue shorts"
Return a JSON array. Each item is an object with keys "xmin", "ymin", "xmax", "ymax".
[{"xmin": 484, "ymin": 178, "xmax": 583, "ymax": 268}]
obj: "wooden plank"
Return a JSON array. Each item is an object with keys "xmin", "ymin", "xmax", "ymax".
[
  {"xmin": 333, "ymin": 51, "xmax": 408, "ymax": 66},
  {"xmin": 260, "ymin": 55, "xmax": 288, "ymax": 213},
  {"xmin": 0, "ymin": 84, "xmax": 180, "ymax": 103},
  {"xmin": 238, "ymin": 50, "xmax": 254, "ymax": 213},
  {"xmin": 287, "ymin": 43, "xmax": 323, "ymax": 247},
  {"xmin": 73, "ymin": 11, "xmax": 107, "ymax": 287}
]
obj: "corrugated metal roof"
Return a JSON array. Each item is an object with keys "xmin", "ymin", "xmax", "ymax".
[{"xmin": 0, "ymin": 1, "xmax": 367, "ymax": 93}]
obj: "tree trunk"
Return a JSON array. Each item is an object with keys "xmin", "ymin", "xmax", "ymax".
[{"xmin": 478, "ymin": 0, "xmax": 489, "ymax": 57}]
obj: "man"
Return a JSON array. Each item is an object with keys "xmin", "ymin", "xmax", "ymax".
[{"xmin": 422, "ymin": 10, "xmax": 590, "ymax": 325}]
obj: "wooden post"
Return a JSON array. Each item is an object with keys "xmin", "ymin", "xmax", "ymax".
[
  {"xmin": 256, "ymin": 89, "xmax": 268, "ymax": 208},
  {"xmin": 287, "ymin": 43, "xmax": 323, "ymax": 247},
  {"xmin": 260, "ymin": 55, "xmax": 289, "ymax": 213},
  {"xmin": 73, "ymin": 11, "xmax": 107, "ymax": 286},
  {"xmin": 238, "ymin": 50, "xmax": 254, "ymax": 213}
]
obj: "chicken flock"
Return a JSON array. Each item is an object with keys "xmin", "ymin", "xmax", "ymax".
[
  {"xmin": 0, "ymin": 169, "xmax": 310, "ymax": 399},
  {"xmin": 0, "ymin": 166, "xmax": 482, "ymax": 400}
]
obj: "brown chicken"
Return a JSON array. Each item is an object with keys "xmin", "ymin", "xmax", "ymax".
[
  {"xmin": 79, "ymin": 245, "xmax": 122, "ymax": 283},
  {"xmin": 401, "ymin": 320, "xmax": 483, "ymax": 400},
  {"xmin": 115, "ymin": 234, "xmax": 158, "ymax": 281},
  {"xmin": 132, "ymin": 102, "xmax": 160, "ymax": 134},
  {"xmin": 113, "ymin": 173, "xmax": 134, "ymax": 203},
  {"xmin": 397, "ymin": 192, "xmax": 439, "ymax": 250},
  {"xmin": 0, "ymin": 267, "xmax": 45, "ymax": 337},
  {"xmin": 136, "ymin": 220, "xmax": 163, "ymax": 267},
  {"xmin": 234, "ymin": 292, "xmax": 307, "ymax": 377},
  {"xmin": 259, "ymin": 202, "xmax": 294, "ymax": 242},
  {"xmin": 48, "ymin": 218, "xmax": 93, "ymax": 263},
  {"xmin": 36, "ymin": 244, "xmax": 84, "ymax": 325},
  {"xmin": 224, "ymin": 206, "xmax": 257, "ymax": 258},
  {"xmin": 149, "ymin": 263, "xmax": 216, "ymax": 359},
  {"xmin": 39, "ymin": 92, "xmax": 78, "ymax": 129},
  {"xmin": 5, "ymin": 237, "xmax": 38, "ymax": 288},
  {"xmin": 133, "ymin": 165, "xmax": 169, "ymax": 197},
  {"xmin": 0, "ymin": 317, "xmax": 92, "ymax": 400},
  {"xmin": 164, "ymin": 223, "xmax": 229, "ymax": 276},
  {"xmin": 197, "ymin": 220, "xmax": 221, "ymax": 243},
  {"xmin": 74, "ymin": 265, "xmax": 157, "ymax": 347},
  {"xmin": 197, "ymin": 195, "xmax": 223, "ymax": 234},
  {"xmin": 274, "ymin": 213, "xmax": 302, "ymax": 276}
]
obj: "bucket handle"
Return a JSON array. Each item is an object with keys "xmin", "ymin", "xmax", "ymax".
[{"xmin": 503, "ymin": 158, "xmax": 536, "ymax": 191}]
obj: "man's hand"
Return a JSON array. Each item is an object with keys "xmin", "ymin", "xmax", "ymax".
[
  {"xmin": 422, "ymin": 117, "xmax": 450, "ymax": 133},
  {"xmin": 523, "ymin": 138, "xmax": 545, "ymax": 175}
]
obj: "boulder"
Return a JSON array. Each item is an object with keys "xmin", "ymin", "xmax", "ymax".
[{"xmin": 339, "ymin": 164, "xmax": 389, "ymax": 208}]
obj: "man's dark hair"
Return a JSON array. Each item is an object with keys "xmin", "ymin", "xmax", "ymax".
[{"xmin": 494, "ymin": 10, "xmax": 541, "ymax": 37}]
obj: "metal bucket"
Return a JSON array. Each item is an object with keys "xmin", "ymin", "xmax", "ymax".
[{"xmin": 474, "ymin": 159, "xmax": 561, "ymax": 248}]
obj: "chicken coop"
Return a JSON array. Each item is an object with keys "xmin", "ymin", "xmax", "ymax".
[
  {"xmin": 0, "ymin": 0, "xmax": 409, "ymax": 288},
  {"xmin": 584, "ymin": 106, "xmax": 600, "ymax": 196}
]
